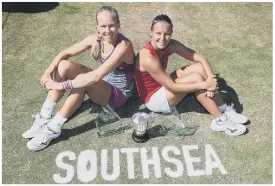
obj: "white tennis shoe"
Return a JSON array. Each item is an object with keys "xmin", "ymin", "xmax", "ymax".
[
  {"xmin": 27, "ymin": 125, "xmax": 60, "ymax": 151},
  {"xmin": 224, "ymin": 104, "xmax": 248, "ymax": 124},
  {"xmin": 22, "ymin": 114, "xmax": 51, "ymax": 139},
  {"xmin": 211, "ymin": 116, "xmax": 247, "ymax": 136}
]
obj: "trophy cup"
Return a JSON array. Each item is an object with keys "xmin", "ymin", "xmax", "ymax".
[{"xmin": 131, "ymin": 112, "xmax": 150, "ymax": 143}]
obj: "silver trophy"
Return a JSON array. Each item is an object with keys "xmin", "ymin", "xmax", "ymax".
[{"xmin": 131, "ymin": 112, "xmax": 150, "ymax": 143}]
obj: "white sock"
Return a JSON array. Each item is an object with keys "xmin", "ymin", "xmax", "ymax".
[
  {"xmin": 40, "ymin": 98, "xmax": 56, "ymax": 119},
  {"xmin": 47, "ymin": 112, "xmax": 68, "ymax": 133},
  {"xmin": 218, "ymin": 103, "xmax": 227, "ymax": 113},
  {"xmin": 215, "ymin": 114, "xmax": 227, "ymax": 123}
]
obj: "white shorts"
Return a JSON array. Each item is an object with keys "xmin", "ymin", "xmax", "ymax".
[{"xmin": 145, "ymin": 86, "xmax": 171, "ymax": 113}]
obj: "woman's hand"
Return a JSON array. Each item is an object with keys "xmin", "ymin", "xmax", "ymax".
[
  {"xmin": 41, "ymin": 67, "xmax": 56, "ymax": 89},
  {"xmin": 204, "ymin": 89, "xmax": 219, "ymax": 98},
  {"xmin": 204, "ymin": 90, "xmax": 215, "ymax": 97},
  {"xmin": 45, "ymin": 79, "xmax": 63, "ymax": 90},
  {"xmin": 204, "ymin": 75, "xmax": 218, "ymax": 91}
]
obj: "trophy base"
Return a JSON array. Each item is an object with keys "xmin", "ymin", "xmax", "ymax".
[{"xmin": 132, "ymin": 131, "xmax": 150, "ymax": 143}]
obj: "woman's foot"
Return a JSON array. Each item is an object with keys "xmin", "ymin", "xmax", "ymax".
[
  {"xmin": 26, "ymin": 125, "xmax": 60, "ymax": 151},
  {"xmin": 22, "ymin": 114, "xmax": 51, "ymax": 139},
  {"xmin": 211, "ymin": 115, "xmax": 247, "ymax": 136},
  {"xmin": 224, "ymin": 104, "xmax": 248, "ymax": 124}
]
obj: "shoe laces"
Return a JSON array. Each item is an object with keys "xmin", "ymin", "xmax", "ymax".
[
  {"xmin": 37, "ymin": 126, "xmax": 55, "ymax": 143},
  {"xmin": 30, "ymin": 114, "xmax": 46, "ymax": 130},
  {"xmin": 217, "ymin": 115, "xmax": 237, "ymax": 129},
  {"xmin": 227, "ymin": 103, "xmax": 235, "ymax": 111},
  {"xmin": 226, "ymin": 103, "xmax": 239, "ymax": 115},
  {"xmin": 224, "ymin": 117, "xmax": 239, "ymax": 130}
]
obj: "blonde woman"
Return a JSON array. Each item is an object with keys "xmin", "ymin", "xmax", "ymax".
[{"xmin": 23, "ymin": 6, "xmax": 135, "ymax": 151}]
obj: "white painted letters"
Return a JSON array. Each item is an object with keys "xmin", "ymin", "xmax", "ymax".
[
  {"xmin": 140, "ymin": 147, "xmax": 161, "ymax": 178},
  {"xmin": 205, "ymin": 144, "xmax": 227, "ymax": 175},
  {"xmin": 53, "ymin": 151, "xmax": 76, "ymax": 184},
  {"xmin": 77, "ymin": 150, "xmax": 97, "ymax": 183},
  {"xmin": 182, "ymin": 145, "xmax": 205, "ymax": 176},
  {"xmin": 54, "ymin": 144, "xmax": 227, "ymax": 183},
  {"xmin": 121, "ymin": 148, "xmax": 139, "ymax": 179},
  {"xmin": 101, "ymin": 149, "xmax": 120, "ymax": 181},
  {"xmin": 162, "ymin": 146, "xmax": 184, "ymax": 178}
]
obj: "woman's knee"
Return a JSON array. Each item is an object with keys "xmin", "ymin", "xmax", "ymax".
[
  {"xmin": 195, "ymin": 63, "xmax": 207, "ymax": 78},
  {"xmin": 173, "ymin": 66, "xmax": 187, "ymax": 79},
  {"xmin": 58, "ymin": 60, "xmax": 90, "ymax": 80},
  {"xmin": 57, "ymin": 60, "xmax": 75, "ymax": 76},
  {"xmin": 192, "ymin": 72, "xmax": 205, "ymax": 83},
  {"xmin": 194, "ymin": 73, "xmax": 207, "ymax": 96},
  {"xmin": 174, "ymin": 72, "xmax": 205, "ymax": 83}
]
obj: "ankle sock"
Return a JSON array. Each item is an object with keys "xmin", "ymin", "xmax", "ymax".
[
  {"xmin": 47, "ymin": 112, "xmax": 68, "ymax": 133},
  {"xmin": 218, "ymin": 103, "xmax": 227, "ymax": 113},
  {"xmin": 40, "ymin": 98, "xmax": 56, "ymax": 119},
  {"xmin": 215, "ymin": 114, "xmax": 227, "ymax": 123}
]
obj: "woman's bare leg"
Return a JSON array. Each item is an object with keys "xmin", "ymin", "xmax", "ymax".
[
  {"xmin": 166, "ymin": 72, "xmax": 222, "ymax": 118},
  {"xmin": 23, "ymin": 60, "xmax": 94, "ymax": 139},
  {"xmin": 171, "ymin": 63, "xmax": 225, "ymax": 107},
  {"xmin": 58, "ymin": 77, "xmax": 112, "ymax": 118},
  {"xmin": 47, "ymin": 60, "xmax": 91, "ymax": 102},
  {"xmin": 164, "ymin": 64, "xmax": 247, "ymax": 137},
  {"xmin": 46, "ymin": 64, "xmax": 112, "ymax": 133}
]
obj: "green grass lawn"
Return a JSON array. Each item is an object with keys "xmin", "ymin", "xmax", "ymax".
[{"xmin": 2, "ymin": 2, "xmax": 272, "ymax": 184}]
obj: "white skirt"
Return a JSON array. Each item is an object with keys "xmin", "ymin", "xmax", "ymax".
[{"xmin": 145, "ymin": 86, "xmax": 171, "ymax": 113}]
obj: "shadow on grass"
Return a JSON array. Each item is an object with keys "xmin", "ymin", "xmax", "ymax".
[
  {"xmin": 175, "ymin": 75, "xmax": 244, "ymax": 115},
  {"xmin": 67, "ymin": 86, "xmax": 146, "ymax": 122},
  {"xmin": 50, "ymin": 89, "xmax": 144, "ymax": 145},
  {"xmin": 2, "ymin": 2, "xmax": 59, "ymax": 13},
  {"xmin": 68, "ymin": 99, "xmax": 101, "ymax": 121},
  {"xmin": 50, "ymin": 75, "xmax": 247, "ymax": 145},
  {"xmin": 2, "ymin": 2, "xmax": 60, "ymax": 29},
  {"xmin": 51, "ymin": 119, "xmax": 98, "ymax": 145}
]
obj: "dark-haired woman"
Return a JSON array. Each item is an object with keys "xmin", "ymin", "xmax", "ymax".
[
  {"xmin": 23, "ymin": 6, "xmax": 135, "ymax": 151},
  {"xmin": 134, "ymin": 14, "xmax": 248, "ymax": 136}
]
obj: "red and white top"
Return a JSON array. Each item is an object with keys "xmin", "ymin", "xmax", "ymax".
[{"xmin": 134, "ymin": 42, "xmax": 171, "ymax": 103}]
